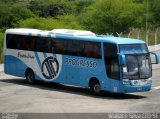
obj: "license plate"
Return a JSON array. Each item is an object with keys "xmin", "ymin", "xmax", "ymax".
[{"xmin": 137, "ymin": 87, "xmax": 142, "ymax": 91}]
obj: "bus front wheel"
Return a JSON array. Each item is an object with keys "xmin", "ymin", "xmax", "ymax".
[
  {"xmin": 26, "ymin": 69, "xmax": 35, "ymax": 84},
  {"xmin": 90, "ymin": 80, "xmax": 101, "ymax": 95}
]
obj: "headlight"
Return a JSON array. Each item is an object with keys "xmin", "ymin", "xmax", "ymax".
[{"xmin": 122, "ymin": 79, "xmax": 129, "ymax": 85}]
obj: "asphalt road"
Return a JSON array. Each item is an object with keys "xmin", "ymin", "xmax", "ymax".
[{"xmin": 0, "ymin": 66, "xmax": 160, "ymax": 113}]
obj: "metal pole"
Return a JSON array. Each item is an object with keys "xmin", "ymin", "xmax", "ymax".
[
  {"xmin": 116, "ymin": 32, "xmax": 120, "ymax": 37},
  {"xmin": 120, "ymin": 32, "xmax": 122, "ymax": 37},
  {"xmin": 155, "ymin": 28, "xmax": 158, "ymax": 50},
  {"xmin": 128, "ymin": 31, "xmax": 131, "ymax": 38},
  {"xmin": 146, "ymin": 0, "xmax": 148, "ymax": 45},
  {"xmin": 137, "ymin": 29, "xmax": 140, "ymax": 39},
  {"xmin": 146, "ymin": 29, "xmax": 149, "ymax": 46}
]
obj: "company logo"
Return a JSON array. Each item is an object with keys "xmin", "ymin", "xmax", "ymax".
[
  {"xmin": 41, "ymin": 56, "xmax": 59, "ymax": 80},
  {"xmin": 18, "ymin": 52, "xmax": 34, "ymax": 59}
]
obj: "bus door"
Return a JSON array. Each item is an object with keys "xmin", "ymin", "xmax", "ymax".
[{"xmin": 104, "ymin": 43, "xmax": 120, "ymax": 92}]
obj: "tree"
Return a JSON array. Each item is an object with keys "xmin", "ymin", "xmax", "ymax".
[
  {"xmin": 149, "ymin": 0, "xmax": 160, "ymax": 27},
  {"xmin": 28, "ymin": 0, "xmax": 71, "ymax": 18},
  {"xmin": 0, "ymin": 2, "xmax": 35, "ymax": 29},
  {"xmin": 15, "ymin": 15, "xmax": 84, "ymax": 30},
  {"xmin": 80, "ymin": 0, "xmax": 145, "ymax": 34}
]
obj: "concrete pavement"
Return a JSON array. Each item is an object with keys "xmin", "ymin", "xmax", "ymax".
[{"xmin": 0, "ymin": 68, "xmax": 160, "ymax": 113}]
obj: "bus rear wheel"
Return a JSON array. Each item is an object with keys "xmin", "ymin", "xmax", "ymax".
[
  {"xmin": 90, "ymin": 80, "xmax": 101, "ymax": 95},
  {"xmin": 26, "ymin": 69, "xmax": 35, "ymax": 84}
]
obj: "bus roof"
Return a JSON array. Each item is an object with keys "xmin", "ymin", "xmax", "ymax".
[
  {"xmin": 5, "ymin": 28, "xmax": 146, "ymax": 45},
  {"xmin": 56, "ymin": 34, "xmax": 145, "ymax": 45}
]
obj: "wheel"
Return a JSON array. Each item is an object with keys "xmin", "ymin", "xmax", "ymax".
[
  {"xmin": 90, "ymin": 80, "xmax": 101, "ymax": 95},
  {"xmin": 26, "ymin": 69, "xmax": 35, "ymax": 84}
]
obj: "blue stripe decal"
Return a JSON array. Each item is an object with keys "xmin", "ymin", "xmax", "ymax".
[
  {"xmin": 28, "ymin": 33, "xmax": 32, "ymax": 36},
  {"xmin": 48, "ymin": 34, "xmax": 51, "ymax": 37},
  {"xmin": 34, "ymin": 52, "xmax": 41, "ymax": 68},
  {"xmin": 38, "ymin": 34, "xmax": 41, "ymax": 37},
  {"xmin": 43, "ymin": 52, "xmax": 47, "ymax": 58},
  {"xmin": 53, "ymin": 54, "xmax": 57, "ymax": 58},
  {"xmin": 53, "ymin": 53, "xmax": 57, "ymax": 58}
]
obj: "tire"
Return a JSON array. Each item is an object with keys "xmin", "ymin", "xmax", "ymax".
[
  {"xmin": 26, "ymin": 69, "xmax": 35, "ymax": 84},
  {"xmin": 90, "ymin": 80, "xmax": 101, "ymax": 95}
]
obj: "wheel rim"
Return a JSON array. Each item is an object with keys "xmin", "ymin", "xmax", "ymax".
[
  {"xmin": 94, "ymin": 84, "xmax": 100, "ymax": 93},
  {"xmin": 28, "ymin": 71, "xmax": 33, "ymax": 83}
]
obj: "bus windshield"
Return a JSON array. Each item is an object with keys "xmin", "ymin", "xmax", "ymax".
[
  {"xmin": 120, "ymin": 44, "xmax": 148, "ymax": 54},
  {"xmin": 123, "ymin": 54, "xmax": 152, "ymax": 80},
  {"xmin": 120, "ymin": 44, "xmax": 151, "ymax": 80}
]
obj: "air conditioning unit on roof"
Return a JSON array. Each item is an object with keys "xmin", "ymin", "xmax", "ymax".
[{"xmin": 51, "ymin": 29, "xmax": 96, "ymax": 36}]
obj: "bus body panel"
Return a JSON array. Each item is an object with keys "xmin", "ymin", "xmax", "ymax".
[{"xmin": 4, "ymin": 49, "xmax": 108, "ymax": 90}]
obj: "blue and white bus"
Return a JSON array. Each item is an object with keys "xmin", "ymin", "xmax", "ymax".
[{"xmin": 4, "ymin": 28, "xmax": 159, "ymax": 94}]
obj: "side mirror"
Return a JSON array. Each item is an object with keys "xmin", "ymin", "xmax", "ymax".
[
  {"xmin": 118, "ymin": 54, "xmax": 126, "ymax": 65},
  {"xmin": 150, "ymin": 52, "xmax": 159, "ymax": 64}
]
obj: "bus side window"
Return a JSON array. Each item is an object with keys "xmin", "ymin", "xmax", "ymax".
[
  {"xmin": 84, "ymin": 42, "xmax": 101, "ymax": 59},
  {"xmin": 6, "ymin": 34, "xmax": 15, "ymax": 49},
  {"xmin": 29, "ymin": 37, "xmax": 35, "ymax": 51},
  {"xmin": 52, "ymin": 41, "xmax": 56, "ymax": 53},
  {"xmin": 75, "ymin": 41, "xmax": 84, "ymax": 56},
  {"xmin": 25, "ymin": 36, "xmax": 35, "ymax": 51},
  {"xmin": 52, "ymin": 39, "xmax": 66, "ymax": 54},
  {"xmin": 7, "ymin": 34, "xmax": 29, "ymax": 50},
  {"xmin": 20, "ymin": 36, "xmax": 27, "ymax": 50},
  {"xmin": 84, "ymin": 42, "xmax": 93, "ymax": 57},
  {"xmin": 44, "ymin": 38, "xmax": 51, "ymax": 53},
  {"xmin": 35, "ymin": 37, "xmax": 51, "ymax": 53},
  {"xmin": 66, "ymin": 40, "xmax": 84, "ymax": 56},
  {"xmin": 14, "ymin": 35, "xmax": 21, "ymax": 49},
  {"xmin": 92, "ymin": 43, "xmax": 101, "ymax": 58}
]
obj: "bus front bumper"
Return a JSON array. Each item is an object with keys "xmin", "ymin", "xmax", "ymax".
[{"xmin": 122, "ymin": 84, "xmax": 151, "ymax": 93}]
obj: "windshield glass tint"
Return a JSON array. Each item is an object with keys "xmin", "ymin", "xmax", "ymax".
[
  {"xmin": 120, "ymin": 44, "xmax": 148, "ymax": 54},
  {"xmin": 123, "ymin": 54, "xmax": 151, "ymax": 80}
]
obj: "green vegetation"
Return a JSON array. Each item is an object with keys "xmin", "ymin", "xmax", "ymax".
[
  {"xmin": 80, "ymin": 0, "xmax": 145, "ymax": 34},
  {"xmin": 0, "ymin": 32, "xmax": 4, "ymax": 63},
  {"xmin": 15, "ymin": 15, "xmax": 84, "ymax": 30},
  {"xmin": 0, "ymin": 0, "xmax": 160, "ymax": 63}
]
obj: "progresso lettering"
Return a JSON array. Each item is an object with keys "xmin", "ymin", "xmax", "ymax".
[{"xmin": 65, "ymin": 58, "xmax": 97, "ymax": 68}]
